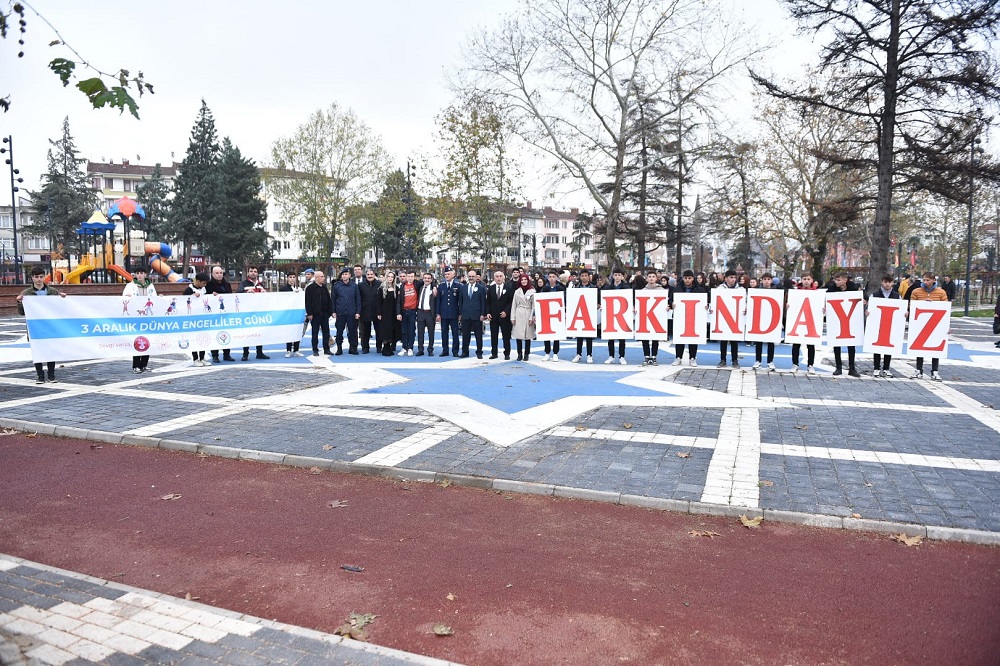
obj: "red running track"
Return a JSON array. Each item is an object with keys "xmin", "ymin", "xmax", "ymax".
[{"xmin": 1, "ymin": 434, "xmax": 998, "ymax": 665}]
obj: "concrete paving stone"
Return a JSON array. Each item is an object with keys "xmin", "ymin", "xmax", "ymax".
[
  {"xmin": 182, "ymin": 638, "xmax": 231, "ymax": 659},
  {"xmin": 176, "ymin": 655, "xmax": 221, "ymax": 666},
  {"xmin": 19, "ymin": 595, "xmax": 62, "ymax": 611},
  {"xmin": 216, "ymin": 649, "xmax": 270, "ymax": 666},
  {"xmin": 103, "ymin": 652, "xmax": 155, "ymax": 665},
  {"xmin": 138, "ymin": 368, "xmax": 341, "ymax": 397}
]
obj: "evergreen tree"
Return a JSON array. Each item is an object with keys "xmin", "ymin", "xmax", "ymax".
[
  {"xmin": 205, "ymin": 138, "xmax": 268, "ymax": 269},
  {"xmin": 171, "ymin": 100, "xmax": 221, "ymax": 273},
  {"xmin": 135, "ymin": 163, "xmax": 171, "ymax": 242},
  {"xmin": 370, "ymin": 170, "xmax": 428, "ymax": 266},
  {"xmin": 29, "ymin": 117, "xmax": 95, "ymax": 257}
]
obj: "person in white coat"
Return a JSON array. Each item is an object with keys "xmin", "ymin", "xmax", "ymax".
[
  {"xmin": 122, "ymin": 265, "xmax": 157, "ymax": 373},
  {"xmin": 510, "ymin": 273, "xmax": 536, "ymax": 362}
]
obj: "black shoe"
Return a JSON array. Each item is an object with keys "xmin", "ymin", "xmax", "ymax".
[
  {"xmin": 489, "ymin": 354, "xmax": 499, "ymax": 359},
  {"xmin": 256, "ymin": 354, "xmax": 270, "ymax": 360},
  {"xmin": 313, "ymin": 351, "xmax": 320, "ymax": 357},
  {"xmin": 36, "ymin": 375, "xmax": 45, "ymax": 384},
  {"xmin": 223, "ymin": 355, "xmax": 236, "ymax": 362},
  {"xmin": 415, "ymin": 350, "xmax": 425, "ymax": 357},
  {"xmin": 362, "ymin": 348, "xmax": 370, "ymax": 354},
  {"xmin": 241, "ymin": 354, "xmax": 250, "ymax": 362},
  {"xmin": 504, "ymin": 354, "xmax": 510, "ymax": 360},
  {"xmin": 428, "ymin": 350, "xmax": 435, "ymax": 356},
  {"xmin": 212, "ymin": 357, "xmax": 221, "ymax": 364},
  {"xmin": 832, "ymin": 368, "xmax": 843, "ymax": 376},
  {"xmin": 348, "ymin": 349, "xmax": 359, "ymax": 355},
  {"xmin": 47, "ymin": 374, "xmax": 57, "ymax": 383},
  {"xmin": 848, "ymin": 367, "xmax": 861, "ymax": 378},
  {"xmin": 439, "ymin": 351, "xmax": 450, "ymax": 357},
  {"xmin": 459, "ymin": 352, "xmax": 470, "ymax": 358},
  {"xmin": 335, "ymin": 349, "xmax": 343, "ymax": 356},
  {"xmin": 516, "ymin": 353, "xmax": 523, "ymax": 361},
  {"xmin": 476, "ymin": 352, "xmax": 483, "ymax": 359}
]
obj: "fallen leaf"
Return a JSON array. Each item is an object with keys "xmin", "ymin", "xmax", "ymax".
[
  {"xmin": 758, "ymin": 479, "xmax": 774, "ymax": 487},
  {"xmin": 26, "ymin": 432, "xmax": 36, "ymax": 438},
  {"xmin": 864, "ymin": 482, "xmax": 873, "ymax": 488},
  {"xmin": 439, "ymin": 479, "xmax": 452, "ymax": 488},
  {"xmin": 794, "ymin": 425, "xmax": 808, "ymax": 430},
  {"xmin": 184, "ymin": 592, "xmax": 200, "ymax": 601},
  {"xmin": 327, "ymin": 500, "xmax": 349, "ymax": 508},
  {"xmin": 623, "ymin": 422, "xmax": 634, "ymax": 429},
  {"xmin": 394, "ymin": 427, "xmax": 404, "ymax": 431},
  {"xmin": 90, "ymin": 444, "xmax": 103, "ymax": 450},
  {"xmin": 341, "ymin": 564, "xmax": 365, "ymax": 573},
  {"xmin": 213, "ymin": 437, "xmax": 222, "ymax": 441},
  {"xmin": 433, "ymin": 624, "xmax": 454, "ymax": 636},
  {"xmin": 446, "ymin": 593, "xmax": 456, "ymax": 601},
  {"xmin": 0, "ymin": 428, "xmax": 19, "ymax": 436},
  {"xmin": 739, "ymin": 515, "xmax": 763, "ymax": 529},
  {"xmin": 159, "ymin": 493, "xmax": 182, "ymax": 501},
  {"xmin": 322, "ymin": 444, "xmax": 334, "ymax": 451},
  {"xmin": 890, "ymin": 533, "xmax": 923, "ymax": 547},
  {"xmin": 676, "ymin": 452, "xmax": 692, "ymax": 459},
  {"xmin": 196, "ymin": 453, "xmax": 209, "ymax": 459},
  {"xmin": 575, "ymin": 425, "xmax": 587, "ymax": 431},
  {"xmin": 308, "ymin": 466, "xmax": 322, "ymax": 475},
  {"xmin": 851, "ymin": 513, "xmax": 862, "ymax": 519},
  {"xmin": 689, "ymin": 530, "xmax": 721, "ymax": 538}
]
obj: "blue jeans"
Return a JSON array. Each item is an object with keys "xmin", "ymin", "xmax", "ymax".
[{"xmin": 401, "ymin": 309, "xmax": 417, "ymax": 350}]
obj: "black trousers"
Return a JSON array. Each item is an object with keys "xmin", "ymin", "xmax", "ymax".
[
  {"xmin": 335, "ymin": 316, "xmax": 359, "ymax": 350},
  {"xmin": 675, "ymin": 344, "xmax": 698, "ymax": 359},
  {"xmin": 461, "ymin": 319, "xmax": 484, "ymax": 354},
  {"xmin": 719, "ymin": 340, "xmax": 738, "ymax": 362},
  {"xmin": 754, "ymin": 341, "xmax": 775, "ymax": 363},
  {"xmin": 873, "ymin": 353, "xmax": 892, "ymax": 370},
  {"xmin": 832, "ymin": 346, "xmax": 856, "ymax": 369},
  {"xmin": 607, "ymin": 339, "xmax": 625, "ymax": 357},
  {"xmin": 359, "ymin": 317, "xmax": 378, "ymax": 351},
  {"xmin": 490, "ymin": 318, "xmax": 512, "ymax": 356},
  {"xmin": 311, "ymin": 317, "xmax": 331, "ymax": 353},
  {"xmin": 915, "ymin": 357, "xmax": 939, "ymax": 372},
  {"xmin": 576, "ymin": 337, "xmax": 594, "ymax": 356},
  {"xmin": 791, "ymin": 344, "xmax": 815, "ymax": 366},
  {"xmin": 641, "ymin": 340, "xmax": 660, "ymax": 356},
  {"xmin": 34, "ymin": 361, "xmax": 55, "ymax": 378},
  {"xmin": 416, "ymin": 310, "xmax": 436, "ymax": 351},
  {"xmin": 132, "ymin": 355, "xmax": 149, "ymax": 370}
]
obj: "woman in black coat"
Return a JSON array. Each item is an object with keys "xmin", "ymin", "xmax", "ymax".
[{"xmin": 376, "ymin": 271, "xmax": 402, "ymax": 356}]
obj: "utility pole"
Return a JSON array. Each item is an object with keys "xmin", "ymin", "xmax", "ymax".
[{"xmin": 1, "ymin": 136, "xmax": 25, "ymax": 284}]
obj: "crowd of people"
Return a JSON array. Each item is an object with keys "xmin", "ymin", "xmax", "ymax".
[{"xmin": 16, "ymin": 261, "xmax": 999, "ymax": 383}]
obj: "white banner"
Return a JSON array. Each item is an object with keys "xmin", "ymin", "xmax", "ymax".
[
  {"xmin": 710, "ymin": 289, "xmax": 746, "ymax": 342},
  {"xmin": 744, "ymin": 289, "xmax": 784, "ymax": 343},
  {"xmin": 906, "ymin": 300, "xmax": 950, "ymax": 359},
  {"xmin": 601, "ymin": 292, "xmax": 634, "ymax": 340},
  {"xmin": 672, "ymin": 293, "xmax": 708, "ymax": 344},
  {"xmin": 533, "ymin": 292, "xmax": 565, "ymax": 342},
  {"xmin": 824, "ymin": 291, "xmax": 865, "ymax": 347},
  {"xmin": 784, "ymin": 290, "xmax": 826, "ymax": 345},
  {"xmin": 863, "ymin": 297, "xmax": 907, "ymax": 356},
  {"xmin": 565, "ymin": 288, "xmax": 598, "ymax": 338},
  {"xmin": 633, "ymin": 291, "xmax": 671, "ymax": 341},
  {"xmin": 22, "ymin": 293, "xmax": 306, "ymax": 363}
]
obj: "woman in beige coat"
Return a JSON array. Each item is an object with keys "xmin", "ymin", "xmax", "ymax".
[{"xmin": 510, "ymin": 273, "xmax": 536, "ymax": 361}]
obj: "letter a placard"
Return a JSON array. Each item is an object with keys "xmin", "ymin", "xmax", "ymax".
[
  {"xmin": 565, "ymin": 288, "xmax": 598, "ymax": 338},
  {"xmin": 784, "ymin": 290, "xmax": 825, "ymax": 345},
  {"xmin": 634, "ymin": 292, "xmax": 671, "ymax": 341}
]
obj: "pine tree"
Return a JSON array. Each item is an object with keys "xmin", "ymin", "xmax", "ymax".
[
  {"xmin": 135, "ymin": 163, "xmax": 171, "ymax": 242},
  {"xmin": 29, "ymin": 117, "xmax": 95, "ymax": 257},
  {"xmin": 207, "ymin": 138, "xmax": 268, "ymax": 269},
  {"xmin": 171, "ymin": 100, "xmax": 221, "ymax": 273}
]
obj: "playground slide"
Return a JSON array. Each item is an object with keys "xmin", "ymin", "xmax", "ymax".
[
  {"xmin": 108, "ymin": 265, "xmax": 133, "ymax": 282},
  {"xmin": 144, "ymin": 241, "xmax": 189, "ymax": 282},
  {"xmin": 65, "ymin": 263, "xmax": 95, "ymax": 284}
]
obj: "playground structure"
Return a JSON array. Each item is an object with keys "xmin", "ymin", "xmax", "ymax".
[{"xmin": 145, "ymin": 241, "xmax": 188, "ymax": 282}]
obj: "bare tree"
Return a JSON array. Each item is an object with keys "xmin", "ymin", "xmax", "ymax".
[
  {"xmin": 752, "ymin": 0, "xmax": 1000, "ymax": 288},
  {"xmin": 458, "ymin": 0, "xmax": 761, "ymax": 271}
]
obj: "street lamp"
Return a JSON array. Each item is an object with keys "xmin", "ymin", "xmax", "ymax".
[
  {"xmin": 403, "ymin": 159, "xmax": 417, "ymax": 267},
  {"xmin": 964, "ymin": 117, "xmax": 984, "ymax": 316},
  {"xmin": 1, "ymin": 136, "xmax": 25, "ymax": 284}
]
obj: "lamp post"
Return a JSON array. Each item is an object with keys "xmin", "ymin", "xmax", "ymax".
[
  {"xmin": 403, "ymin": 159, "xmax": 417, "ymax": 268},
  {"xmin": 963, "ymin": 122, "xmax": 982, "ymax": 317},
  {"xmin": 1, "ymin": 136, "xmax": 25, "ymax": 284}
]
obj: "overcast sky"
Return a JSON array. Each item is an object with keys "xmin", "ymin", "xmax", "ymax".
[{"xmin": 4, "ymin": 0, "xmax": 817, "ymax": 207}]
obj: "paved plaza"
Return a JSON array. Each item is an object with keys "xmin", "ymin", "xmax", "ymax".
[{"xmin": 1, "ymin": 314, "xmax": 999, "ymax": 663}]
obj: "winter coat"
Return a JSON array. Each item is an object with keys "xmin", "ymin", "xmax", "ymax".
[{"xmin": 511, "ymin": 288, "xmax": 536, "ymax": 340}]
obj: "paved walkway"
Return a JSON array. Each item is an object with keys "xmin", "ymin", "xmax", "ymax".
[{"xmin": 1, "ymin": 315, "xmax": 999, "ymax": 663}]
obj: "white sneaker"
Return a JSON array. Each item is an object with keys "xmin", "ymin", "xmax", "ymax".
[
  {"xmin": 407, "ymin": 349, "xmax": 414, "ymax": 356},
  {"xmin": 931, "ymin": 371, "xmax": 942, "ymax": 381},
  {"xmin": 587, "ymin": 356, "xmax": 594, "ymax": 364},
  {"xmin": 911, "ymin": 371, "xmax": 924, "ymax": 379},
  {"xmin": 191, "ymin": 360, "xmax": 201, "ymax": 367},
  {"xmin": 572, "ymin": 354, "xmax": 581, "ymax": 363},
  {"xmin": 604, "ymin": 357, "xmax": 616, "ymax": 365},
  {"xmin": 881, "ymin": 369, "xmax": 890, "ymax": 378},
  {"xmin": 619, "ymin": 357, "xmax": 627, "ymax": 365},
  {"xmin": 752, "ymin": 361, "xmax": 761, "ymax": 370},
  {"xmin": 807, "ymin": 366, "xmax": 815, "ymax": 375},
  {"xmin": 284, "ymin": 351, "xmax": 293, "ymax": 358},
  {"xmin": 132, "ymin": 368, "xmax": 141, "ymax": 374},
  {"xmin": 543, "ymin": 353, "xmax": 551, "ymax": 361},
  {"xmin": 672, "ymin": 358, "xmax": 682, "ymax": 366},
  {"xmin": 293, "ymin": 351, "xmax": 303, "ymax": 357},
  {"xmin": 552, "ymin": 355, "xmax": 559, "ymax": 363},
  {"xmin": 398, "ymin": 350, "xmax": 407, "ymax": 356},
  {"xmin": 764, "ymin": 363, "xmax": 773, "ymax": 371},
  {"xmin": 689, "ymin": 358, "xmax": 697, "ymax": 367},
  {"xmin": 790, "ymin": 366, "xmax": 798, "ymax": 374}
]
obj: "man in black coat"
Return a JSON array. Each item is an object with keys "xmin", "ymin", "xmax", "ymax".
[
  {"xmin": 305, "ymin": 271, "xmax": 333, "ymax": 356},
  {"xmin": 207, "ymin": 265, "xmax": 236, "ymax": 363},
  {"xmin": 486, "ymin": 269, "xmax": 514, "ymax": 359},
  {"xmin": 237, "ymin": 265, "xmax": 270, "ymax": 361},
  {"xmin": 357, "ymin": 268, "xmax": 382, "ymax": 353},
  {"xmin": 414, "ymin": 272, "xmax": 437, "ymax": 356},
  {"xmin": 823, "ymin": 271, "xmax": 862, "ymax": 377}
]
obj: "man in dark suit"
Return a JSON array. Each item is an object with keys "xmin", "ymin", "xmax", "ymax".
[
  {"xmin": 435, "ymin": 266, "xmax": 461, "ymax": 357},
  {"xmin": 305, "ymin": 271, "xmax": 333, "ymax": 356},
  {"xmin": 415, "ymin": 272, "xmax": 437, "ymax": 356},
  {"xmin": 358, "ymin": 267, "xmax": 381, "ymax": 353},
  {"xmin": 486, "ymin": 269, "xmax": 514, "ymax": 359},
  {"xmin": 458, "ymin": 268, "xmax": 488, "ymax": 358}
]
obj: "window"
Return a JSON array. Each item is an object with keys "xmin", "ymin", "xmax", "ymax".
[
  {"xmin": 282, "ymin": 222, "xmax": 291, "ymax": 233},
  {"xmin": 273, "ymin": 222, "xmax": 282, "ymax": 232},
  {"xmin": 283, "ymin": 241, "xmax": 291, "ymax": 250},
  {"xmin": 271, "ymin": 241, "xmax": 281, "ymax": 252},
  {"xmin": 105, "ymin": 178, "xmax": 115, "ymax": 189},
  {"xmin": 562, "ymin": 221, "xmax": 568, "ymax": 228},
  {"xmin": 562, "ymin": 250, "xmax": 567, "ymax": 258},
  {"xmin": 545, "ymin": 220, "xmax": 559, "ymax": 229},
  {"xmin": 521, "ymin": 219, "xmax": 535, "ymax": 229},
  {"xmin": 92, "ymin": 178, "xmax": 102, "ymax": 189},
  {"xmin": 585, "ymin": 250, "xmax": 592, "ymax": 259},
  {"xmin": 0, "ymin": 215, "xmax": 11, "ymax": 229},
  {"xmin": 27, "ymin": 237, "xmax": 50, "ymax": 250},
  {"xmin": 123, "ymin": 180, "xmax": 132, "ymax": 192}
]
